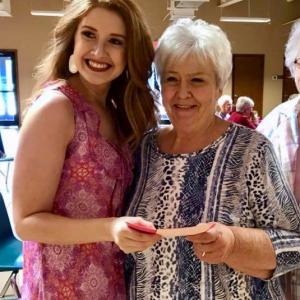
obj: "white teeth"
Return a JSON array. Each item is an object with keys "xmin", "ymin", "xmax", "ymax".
[
  {"xmin": 176, "ymin": 104, "xmax": 193, "ymax": 109},
  {"xmin": 88, "ymin": 60, "xmax": 109, "ymax": 69}
]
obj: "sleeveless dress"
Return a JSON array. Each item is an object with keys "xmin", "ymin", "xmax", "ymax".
[{"xmin": 22, "ymin": 83, "xmax": 132, "ymax": 300}]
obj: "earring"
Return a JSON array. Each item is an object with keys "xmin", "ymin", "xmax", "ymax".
[
  {"xmin": 68, "ymin": 54, "xmax": 78, "ymax": 74},
  {"xmin": 111, "ymin": 99, "xmax": 118, "ymax": 109}
]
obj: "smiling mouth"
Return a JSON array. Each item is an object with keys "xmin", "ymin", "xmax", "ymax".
[
  {"xmin": 175, "ymin": 104, "xmax": 197, "ymax": 109},
  {"xmin": 86, "ymin": 59, "xmax": 112, "ymax": 72}
]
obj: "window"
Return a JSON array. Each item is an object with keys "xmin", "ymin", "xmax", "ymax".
[
  {"xmin": 0, "ymin": 50, "xmax": 19, "ymax": 126},
  {"xmin": 148, "ymin": 64, "xmax": 170, "ymax": 126}
]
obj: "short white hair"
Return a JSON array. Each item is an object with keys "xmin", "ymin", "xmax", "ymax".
[
  {"xmin": 217, "ymin": 95, "xmax": 233, "ymax": 107},
  {"xmin": 236, "ymin": 96, "xmax": 254, "ymax": 112},
  {"xmin": 154, "ymin": 18, "xmax": 232, "ymax": 90},
  {"xmin": 285, "ymin": 20, "xmax": 300, "ymax": 78}
]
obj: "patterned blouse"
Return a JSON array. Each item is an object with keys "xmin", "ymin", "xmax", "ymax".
[
  {"xmin": 257, "ymin": 96, "xmax": 300, "ymax": 299},
  {"xmin": 125, "ymin": 124, "xmax": 300, "ymax": 300},
  {"xmin": 22, "ymin": 83, "xmax": 132, "ymax": 300}
]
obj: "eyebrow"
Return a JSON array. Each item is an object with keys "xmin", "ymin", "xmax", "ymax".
[
  {"xmin": 166, "ymin": 70, "xmax": 206, "ymax": 76},
  {"xmin": 80, "ymin": 25, "xmax": 126, "ymax": 39}
]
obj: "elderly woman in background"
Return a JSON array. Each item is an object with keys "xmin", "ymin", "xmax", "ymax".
[
  {"xmin": 257, "ymin": 20, "xmax": 300, "ymax": 300},
  {"xmin": 229, "ymin": 95, "xmax": 257, "ymax": 128},
  {"xmin": 215, "ymin": 94, "xmax": 233, "ymax": 120},
  {"xmin": 125, "ymin": 18, "xmax": 300, "ymax": 299}
]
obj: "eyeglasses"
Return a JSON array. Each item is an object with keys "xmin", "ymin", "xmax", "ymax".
[{"xmin": 295, "ymin": 58, "xmax": 300, "ymax": 69}]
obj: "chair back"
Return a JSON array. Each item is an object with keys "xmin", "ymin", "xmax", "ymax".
[
  {"xmin": 0, "ymin": 192, "xmax": 14, "ymax": 241},
  {"xmin": 0, "ymin": 193, "xmax": 22, "ymax": 297}
]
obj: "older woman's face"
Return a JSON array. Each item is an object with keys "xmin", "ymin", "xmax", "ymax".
[
  {"xmin": 161, "ymin": 55, "xmax": 221, "ymax": 131},
  {"xmin": 221, "ymin": 101, "xmax": 232, "ymax": 114}
]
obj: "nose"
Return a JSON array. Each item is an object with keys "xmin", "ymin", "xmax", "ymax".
[
  {"xmin": 177, "ymin": 81, "xmax": 191, "ymax": 99},
  {"xmin": 91, "ymin": 39, "xmax": 107, "ymax": 56}
]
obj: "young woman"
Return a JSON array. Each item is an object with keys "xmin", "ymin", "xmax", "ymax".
[{"xmin": 12, "ymin": 1, "xmax": 159, "ymax": 299}]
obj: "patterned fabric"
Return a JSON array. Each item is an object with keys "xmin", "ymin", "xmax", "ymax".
[
  {"xmin": 257, "ymin": 96, "xmax": 300, "ymax": 200},
  {"xmin": 257, "ymin": 95, "xmax": 300, "ymax": 300},
  {"xmin": 125, "ymin": 124, "xmax": 300, "ymax": 300},
  {"xmin": 22, "ymin": 83, "xmax": 132, "ymax": 300}
]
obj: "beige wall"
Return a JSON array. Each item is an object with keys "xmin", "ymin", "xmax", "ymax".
[
  {"xmin": 0, "ymin": 0, "xmax": 299, "ymax": 118},
  {"xmin": 138, "ymin": 0, "xmax": 300, "ymax": 116},
  {"xmin": 0, "ymin": 0, "xmax": 57, "ymax": 115}
]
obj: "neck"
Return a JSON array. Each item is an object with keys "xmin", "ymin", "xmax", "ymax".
[
  {"xmin": 69, "ymin": 75, "xmax": 110, "ymax": 108},
  {"xmin": 159, "ymin": 117, "xmax": 228, "ymax": 154}
]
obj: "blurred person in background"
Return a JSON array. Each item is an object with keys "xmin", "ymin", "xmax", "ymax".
[
  {"xmin": 229, "ymin": 96, "xmax": 257, "ymax": 129},
  {"xmin": 215, "ymin": 94, "xmax": 232, "ymax": 120},
  {"xmin": 257, "ymin": 20, "xmax": 300, "ymax": 300}
]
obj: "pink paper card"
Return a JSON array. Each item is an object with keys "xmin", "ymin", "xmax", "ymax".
[
  {"xmin": 157, "ymin": 223, "xmax": 214, "ymax": 238},
  {"xmin": 127, "ymin": 222, "xmax": 214, "ymax": 237}
]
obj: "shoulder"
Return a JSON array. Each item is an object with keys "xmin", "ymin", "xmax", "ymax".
[
  {"xmin": 256, "ymin": 99, "xmax": 300, "ymax": 136},
  {"xmin": 229, "ymin": 111, "xmax": 242, "ymax": 120},
  {"xmin": 263, "ymin": 97, "xmax": 299, "ymax": 121},
  {"xmin": 27, "ymin": 89, "xmax": 74, "ymax": 122},
  {"xmin": 229, "ymin": 123, "xmax": 271, "ymax": 148},
  {"xmin": 22, "ymin": 89, "xmax": 75, "ymax": 143}
]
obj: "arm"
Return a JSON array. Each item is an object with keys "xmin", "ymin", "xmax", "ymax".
[
  {"xmin": 226, "ymin": 226, "xmax": 276, "ymax": 278},
  {"xmin": 240, "ymin": 115, "xmax": 256, "ymax": 129},
  {"xmin": 13, "ymin": 92, "xmax": 159, "ymax": 250},
  {"xmin": 187, "ymin": 223, "xmax": 276, "ymax": 279},
  {"xmin": 188, "ymin": 134, "xmax": 300, "ymax": 280}
]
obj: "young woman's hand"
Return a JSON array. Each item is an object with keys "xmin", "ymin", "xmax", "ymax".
[{"xmin": 110, "ymin": 217, "xmax": 161, "ymax": 254}]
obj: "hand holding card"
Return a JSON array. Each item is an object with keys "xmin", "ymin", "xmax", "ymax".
[{"xmin": 127, "ymin": 222, "xmax": 157, "ymax": 234}]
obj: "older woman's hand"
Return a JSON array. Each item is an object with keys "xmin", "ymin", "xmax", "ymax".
[
  {"xmin": 111, "ymin": 217, "xmax": 161, "ymax": 254},
  {"xmin": 186, "ymin": 223, "xmax": 235, "ymax": 264}
]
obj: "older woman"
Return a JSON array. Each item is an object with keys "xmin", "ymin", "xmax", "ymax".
[
  {"xmin": 257, "ymin": 20, "xmax": 300, "ymax": 300},
  {"xmin": 125, "ymin": 19, "xmax": 300, "ymax": 299},
  {"xmin": 216, "ymin": 94, "xmax": 233, "ymax": 120},
  {"xmin": 228, "ymin": 96, "xmax": 257, "ymax": 128}
]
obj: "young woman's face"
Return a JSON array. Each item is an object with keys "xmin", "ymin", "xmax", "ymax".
[
  {"xmin": 161, "ymin": 54, "xmax": 221, "ymax": 132},
  {"xmin": 73, "ymin": 7, "xmax": 127, "ymax": 88}
]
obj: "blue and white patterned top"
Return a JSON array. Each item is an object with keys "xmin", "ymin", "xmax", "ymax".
[{"xmin": 125, "ymin": 124, "xmax": 300, "ymax": 300}]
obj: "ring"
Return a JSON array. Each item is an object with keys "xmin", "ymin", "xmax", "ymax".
[{"xmin": 202, "ymin": 252, "xmax": 206, "ymax": 257}]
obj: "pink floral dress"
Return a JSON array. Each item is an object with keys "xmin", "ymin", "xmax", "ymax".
[{"xmin": 22, "ymin": 83, "xmax": 132, "ymax": 300}]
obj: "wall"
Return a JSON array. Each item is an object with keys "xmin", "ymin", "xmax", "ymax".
[
  {"xmin": 0, "ymin": 0, "xmax": 57, "ymax": 115},
  {"xmin": 138, "ymin": 0, "xmax": 300, "ymax": 115},
  {"xmin": 0, "ymin": 0, "xmax": 299, "ymax": 118}
]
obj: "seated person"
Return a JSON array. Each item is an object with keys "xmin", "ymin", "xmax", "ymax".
[
  {"xmin": 228, "ymin": 96, "xmax": 257, "ymax": 129},
  {"xmin": 0, "ymin": 133, "xmax": 5, "ymax": 158},
  {"xmin": 251, "ymin": 110, "xmax": 262, "ymax": 127},
  {"xmin": 215, "ymin": 94, "xmax": 232, "ymax": 120}
]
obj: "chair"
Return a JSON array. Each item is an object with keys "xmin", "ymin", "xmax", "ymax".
[{"xmin": 0, "ymin": 192, "xmax": 22, "ymax": 298}]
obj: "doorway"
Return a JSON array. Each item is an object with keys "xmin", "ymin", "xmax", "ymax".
[{"xmin": 232, "ymin": 54, "xmax": 264, "ymax": 116}]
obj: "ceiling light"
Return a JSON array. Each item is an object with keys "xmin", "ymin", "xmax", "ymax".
[
  {"xmin": 218, "ymin": 0, "xmax": 244, "ymax": 8},
  {"xmin": 220, "ymin": 16, "xmax": 270, "ymax": 23},
  {"xmin": 0, "ymin": 0, "xmax": 11, "ymax": 17},
  {"xmin": 30, "ymin": 10, "xmax": 63, "ymax": 17},
  {"xmin": 175, "ymin": 0, "xmax": 209, "ymax": 8}
]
